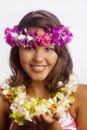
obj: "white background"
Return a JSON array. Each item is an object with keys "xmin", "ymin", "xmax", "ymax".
[{"xmin": 0, "ymin": 0, "xmax": 87, "ymax": 84}]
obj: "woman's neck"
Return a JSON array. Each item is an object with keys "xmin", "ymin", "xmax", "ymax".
[{"xmin": 26, "ymin": 81, "xmax": 51, "ymax": 99}]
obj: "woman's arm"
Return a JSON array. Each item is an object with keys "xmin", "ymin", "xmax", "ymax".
[
  {"xmin": 76, "ymin": 84, "xmax": 87, "ymax": 130},
  {"xmin": 0, "ymin": 88, "xmax": 10, "ymax": 130}
]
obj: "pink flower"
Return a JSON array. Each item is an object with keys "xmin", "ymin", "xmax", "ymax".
[
  {"xmin": 52, "ymin": 25, "xmax": 73, "ymax": 46},
  {"xmin": 36, "ymin": 33, "xmax": 52, "ymax": 46},
  {"xmin": 4, "ymin": 25, "xmax": 73, "ymax": 47},
  {"xmin": 4, "ymin": 25, "xmax": 19, "ymax": 47}
]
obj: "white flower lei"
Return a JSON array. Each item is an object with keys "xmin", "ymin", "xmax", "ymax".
[{"xmin": 1, "ymin": 73, "xmax": 78, "ymax": 126}]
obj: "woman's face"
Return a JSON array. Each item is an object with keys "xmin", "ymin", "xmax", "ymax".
[{"xmin": 19, "ymin": 28, "xmax": 58, "ymax": 82}]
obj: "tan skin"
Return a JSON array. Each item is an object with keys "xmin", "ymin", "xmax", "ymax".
[{"xmin": 0, "ymin": 28, "xmax": 87, "ymax": 130}]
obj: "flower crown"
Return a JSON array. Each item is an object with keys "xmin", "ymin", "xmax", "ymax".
[{"xmin": 4, "ymin": 25, "xmax": 73, "ymax": 47}]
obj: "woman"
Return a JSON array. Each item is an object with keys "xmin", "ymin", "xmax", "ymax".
[{"xmin": 0, "ymin": 10, "xmax": 87, "ymax": 130}]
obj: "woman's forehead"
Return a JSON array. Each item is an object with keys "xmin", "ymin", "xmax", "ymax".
[
  {"xmin": 22, "ymin": 43, "xmax": 55, "ymax": 48},
  {"xmin": 28, "ymin": 27, "xmax": 45, "ymax": 34}
]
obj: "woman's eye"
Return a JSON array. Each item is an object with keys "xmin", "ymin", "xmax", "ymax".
[
  {"xmin": 25, "ymin": 46, "xmax": 34, "ymax": 50},
  {"xmin": 45, "ymin": 47, "xmax": 54, "ymax": 51}
]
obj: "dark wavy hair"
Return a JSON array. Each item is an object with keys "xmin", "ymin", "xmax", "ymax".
[{"xmin": 9, "ymin": 10, "xmax": 73, "ymax": 93}]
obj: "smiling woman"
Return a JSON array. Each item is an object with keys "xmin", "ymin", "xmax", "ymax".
[
  {"xmin": 19, "ymin": 41, "xmax": 58, "ymax": 82},
  {"xmin": 0, "ymin": 9, "xmax": 87, "ymax": 130}
]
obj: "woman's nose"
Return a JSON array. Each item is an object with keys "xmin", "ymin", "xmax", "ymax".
[{"xmin": 33, "ymin": 49, "xmax": 44, "ymax": 63}]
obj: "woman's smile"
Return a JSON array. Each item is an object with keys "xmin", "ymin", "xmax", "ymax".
[{"xmin": 30, "ymin": 65, "xmax": 47, "ymax": 72}]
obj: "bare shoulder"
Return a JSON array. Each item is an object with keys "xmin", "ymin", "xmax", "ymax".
[
  {"xmin": 0, "ymin": 87, "xmax": 10, "ymax": 129},
  {"xmin": 76, "ymin": 84, "xmax": 87, "ymax": 99},
  {"xmin": 70, "ymin": 84, "xmax": 87, "ymax": 113},
  {"xmin": 74, "ymin": 83, "xmax": 87, "ymax": 109},
  {"xmin": 0, "ymin": 88, "xmax": 9, "ymax": 110},
  {"xmin": 0, "ymin": 88, "xmax": 5, "ymax": 105},
  {"xmin": 0, "ymin": 87, "xmax": 9, "ymax": 113},
  {"xmin": 74, "ymin": 84, "xmax": 87, "ymax": 129}
]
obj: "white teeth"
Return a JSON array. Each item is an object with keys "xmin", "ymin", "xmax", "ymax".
[
  {"xmin": 32, "ymin": 66, "xmax": 45, "ymax": 71},
  {"xmin": 35, "ymin": 66, "xmax": 44, "ymax": 69}
]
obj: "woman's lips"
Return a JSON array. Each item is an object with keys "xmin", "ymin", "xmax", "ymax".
[{"xmin": 31, "ymin": 65, "xmax": 47, "ymax": 72}]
